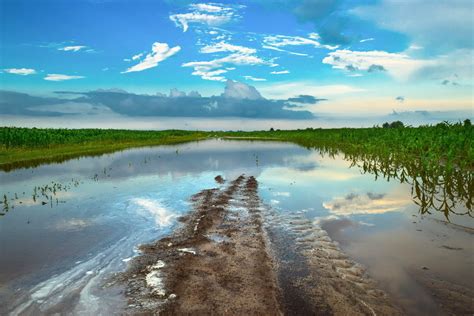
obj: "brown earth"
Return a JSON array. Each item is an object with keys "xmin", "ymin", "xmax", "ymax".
[
  {"xmin": 120, "ymin": 175, "xmax": 282, "ymax": 315},
  {"xmin": 118, "ymin": 175, "xmax": 403, "ymax": 315}
]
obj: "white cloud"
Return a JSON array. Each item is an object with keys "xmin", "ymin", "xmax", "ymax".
[
  {"xmin": 270, "ymin": 70, "xmax": 290, "ymax": 75},
  {"xmin": 58, "ymin": 45, "xmax": 87, "ymax": 52},
  {"xmin": 360, "ymin": 38, "xmax": 374, "ymax": 43},
  {"xmin": 170, "ymin": 3, "xmax": 242, "ymax": 32},
  {"xmin": 122, "ymin": 42, "xmax": 181, "ymax": 73},
  {"xmin": 243, "ymin": 75, "xmax": 267, "ymax": 81},
  {"xmin": 222, "ymin": 80, "xmax": 263, "ymax": 99},
  {"xmin": 201, "ymin": 41, "xmax": 256, "ymax": 55},
  {"xmin": 132, "ymin": 53, "xmax": 143, "ymax": 60},
  {"xmin": 262, "ymin": 44, "xmax": 309, "ymax": 57},
  {"xmin": 183, "ymin": 47, "xmax": 272, "ymax": 81},
  {"xmin": 322, "ymin": 49, "xmax": 433, "ymax": 80},
  {"xmin": 3, "ymin": 68, "xmax": 37, "ymax": 75},
  {"xmin": 183, "ymin": 54, "xmax": 269, "ymax": 81},
  {"xmin": 44, "ymin": 74, "xmax": 85, "ymax": 81},
  {"xmin": 263, "ymin": 34, "xmax": 338, "ymax": 51},
  {"xmin": 190, "ymin": 3, "xmax": 225, "ymax": 13}
]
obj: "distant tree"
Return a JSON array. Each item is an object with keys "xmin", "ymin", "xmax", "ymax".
[
  {"xmin": 382, "ymin": 121, "xmax": 404, "ymax": 128},
  {"xmin": 269, "ymin": 127, "xmax": 275, "ymax": 131},
  {"xmin": 464, "ymin": 119, "xmax": 471, "ymax": 127},
  {"xmin": 390, "ymin": 121, "xmax": 404, "ymax": 128}
]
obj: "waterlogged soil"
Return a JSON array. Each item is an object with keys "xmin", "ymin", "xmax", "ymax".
[
  {"xmin": 119, "ymin": 175, "xmax": 403, "ymax": 315},
  {"xmin": 119, "ymin": 175, "xmax": 282, "ymax": 314}
]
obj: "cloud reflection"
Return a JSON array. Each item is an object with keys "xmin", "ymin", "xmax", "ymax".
[
  {"xmin": 133, "ymin": 198, "xmax": 177, "ymax": 227},
  {"xmin": 323, "ymin": 191, "xmax": 412, "ymax": 215}
]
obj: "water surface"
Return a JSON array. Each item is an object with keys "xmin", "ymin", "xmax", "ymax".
[{"xmin": 0, "ymin": 139, "xmax": 472, "ymax": 315}]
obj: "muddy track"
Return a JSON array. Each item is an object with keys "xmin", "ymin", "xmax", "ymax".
[
  {"xmin": 120, "ymin": 175, "xmax": 282, "ymax": 315},
  {"xmin": 119, "ymin": 175, "xmax": 402, "ymax": 315}
]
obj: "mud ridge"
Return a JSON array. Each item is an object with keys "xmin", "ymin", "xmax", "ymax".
[{"xmin": 119, "ymin": 175, "xmax": 283, "ymax": 315}]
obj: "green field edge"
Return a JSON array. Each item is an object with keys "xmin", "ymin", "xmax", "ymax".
[{"xmin": 0, "ymin": 135, "xmax": 210, "ymax": 171}]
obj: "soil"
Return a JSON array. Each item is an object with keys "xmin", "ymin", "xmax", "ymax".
[
  {"xmin": 119, "ymin": 175, "xmax": 282, "ymax": 315},
  {"xmin": 118, "ymin": 175, "xmax": 403, "ymax": 315}
]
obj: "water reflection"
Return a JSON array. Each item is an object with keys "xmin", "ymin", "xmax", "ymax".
[
  {"xmin": 2, "ymin": 139, "xmax": 471, "ymax": 220},
  {"xmin": 315, "ymin": 147, "xmax": 472, "ymax": 219},
  {"xmin": 0, "ymin": 139, "xmax": 472, "ymax": 315}
]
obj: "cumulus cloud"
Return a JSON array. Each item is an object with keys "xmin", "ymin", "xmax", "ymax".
[
  {"xmin": 122, "ymin": 42, "xmax": 181, "ymax": 73},
  {"xmin": 44, "ymin": 74, "xmax": 85, "ymax": 81},
  {"xmin": 222, "ymin": 80, "xmax": 263, "ymax": 99},
  {"xmin": 167, "ymin": 87, "xmax": 201, "ymax": 97},
  {"xmin": 3, "ymin": 68, "xmax": 37, "ymax": 75},
  {"xmin": 0, "ymin": 80, "xmax": 314, "ymax": 119},
  {"xmin": 169, "ymin": 88, "xmax": 186, "ymax": 98},
  {"xmin": 170, "ymin": 3, "xmax": 243, "ymax": 32},
  {"xmin": 322, "ymin": 49, "xmax": 433, "ymax": 80}
]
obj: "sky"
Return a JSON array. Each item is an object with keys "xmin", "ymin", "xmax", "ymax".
[{"xmin": 0, "ymin": 0, "xmax": 472, "ymax": 129}]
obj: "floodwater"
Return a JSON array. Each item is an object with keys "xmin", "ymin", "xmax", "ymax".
[{"xmin": 0, "ymin": 139, "xmax": 472, "ymax": 315}]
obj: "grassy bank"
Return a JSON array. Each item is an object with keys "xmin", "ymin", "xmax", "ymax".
[{"xmin": 0, "ymin": 127, "xmax": 211, "ymax": 170}]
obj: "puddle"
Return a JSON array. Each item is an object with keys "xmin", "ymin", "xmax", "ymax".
[{"xmin": 0, "ymin": 139, "xmax": 472, "ymax": 315}]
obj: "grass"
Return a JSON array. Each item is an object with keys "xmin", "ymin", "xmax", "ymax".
[{"xmin": 0, "ymin": 128, "xmax": 211, "ymax": 170}]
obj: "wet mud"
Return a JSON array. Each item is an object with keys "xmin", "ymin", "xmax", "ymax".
[
  {"xmin": 119, "ymin": 175, "xmax": 282, "ymax": 315},
  {"xmin": 264, "ymin": 209, "xmax": 402, "ymax": 316}
]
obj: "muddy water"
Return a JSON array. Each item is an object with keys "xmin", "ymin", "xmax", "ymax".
[{"xmin": 0, "ymin": 139, "xmax": 472, "ymax": 315}]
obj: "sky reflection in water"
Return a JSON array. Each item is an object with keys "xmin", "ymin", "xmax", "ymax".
[{"xmin": 0, "ymin": 139, "xmax": 472, "ymax": 315}]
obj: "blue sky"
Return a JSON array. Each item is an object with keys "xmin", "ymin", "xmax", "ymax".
[{"xmin": 0, "ymin": 0, "xmax": 472, "ymax": 128}]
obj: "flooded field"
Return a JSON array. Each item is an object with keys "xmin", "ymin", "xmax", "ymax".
[{"xmin": 0, "ymin": 139, "xmax": 472, "ymax": 315}]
